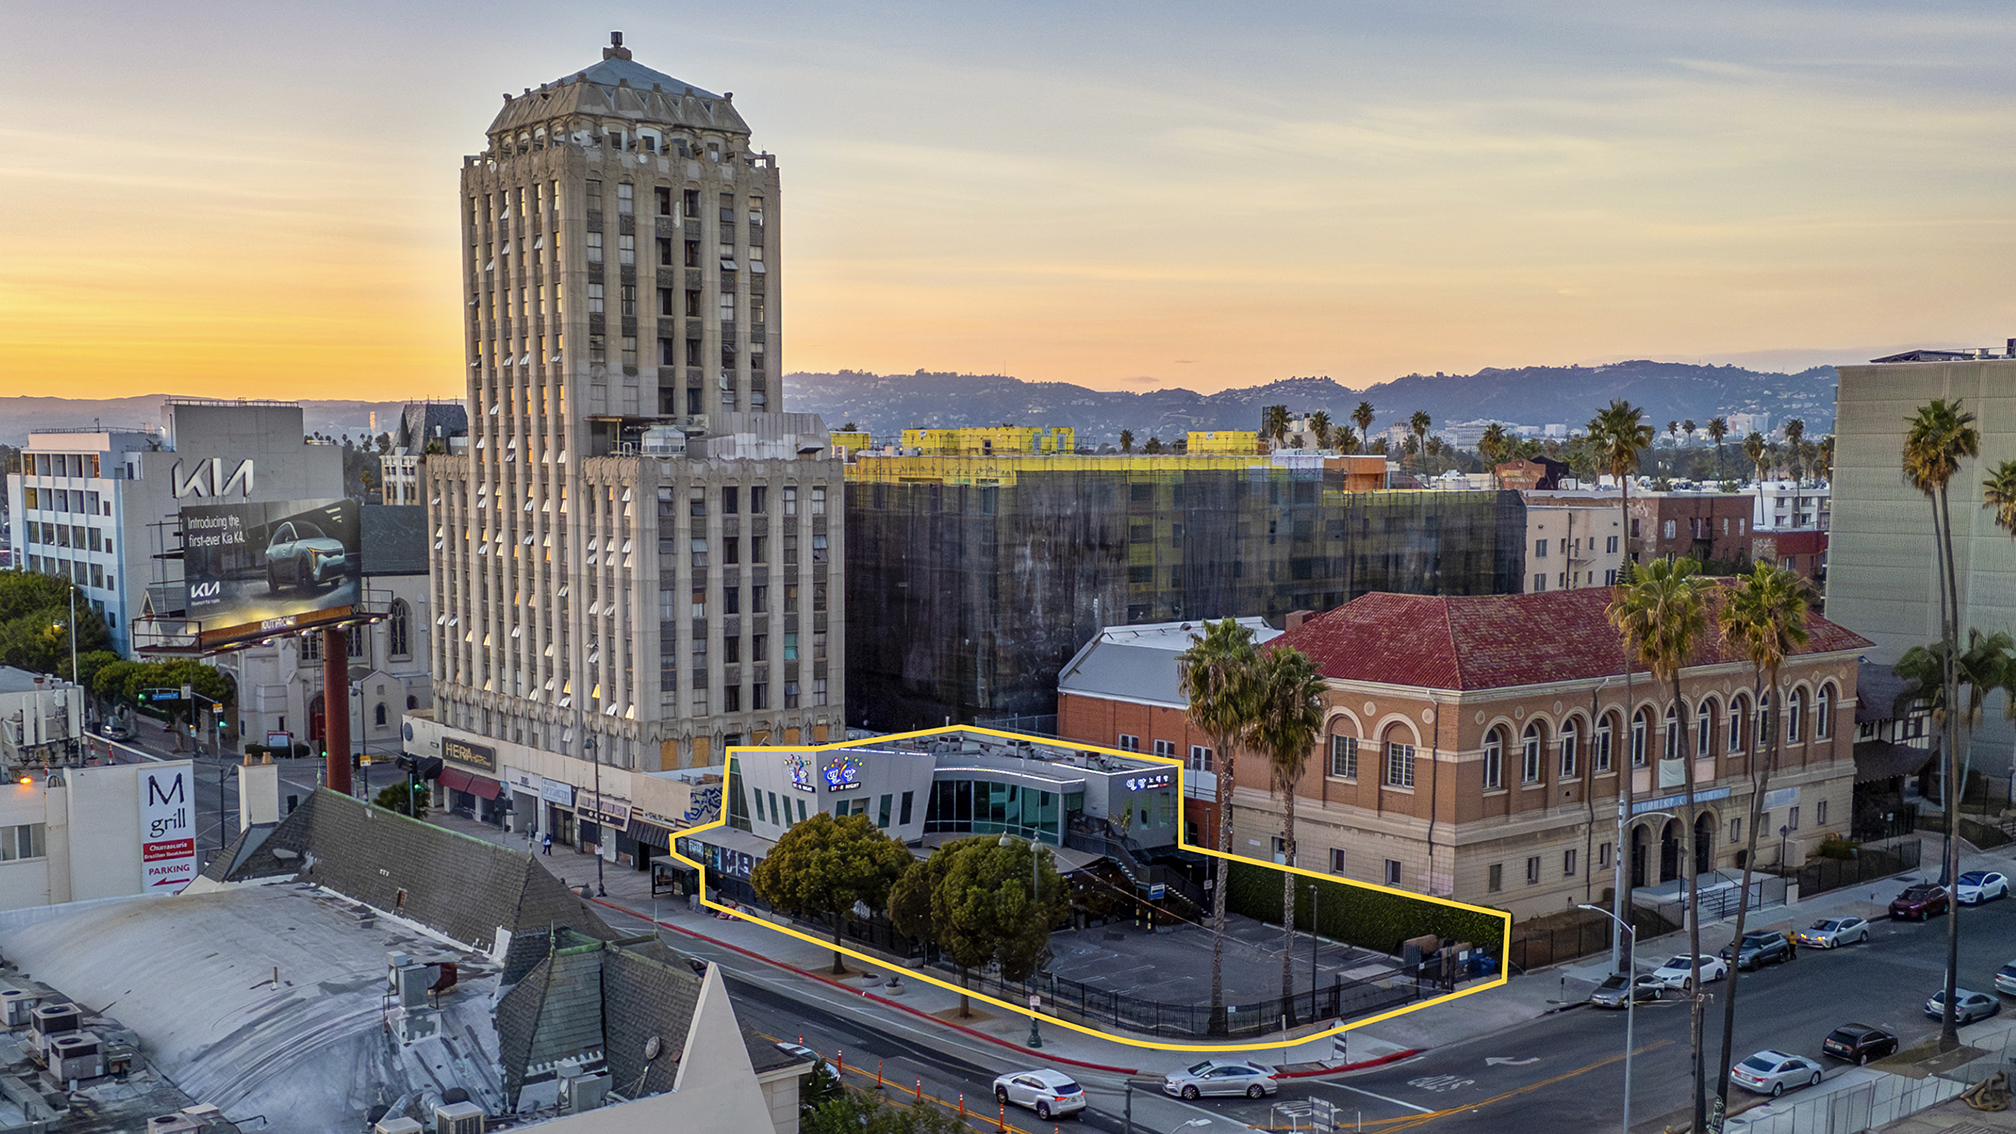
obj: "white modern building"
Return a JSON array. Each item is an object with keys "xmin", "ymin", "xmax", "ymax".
[
  {"xmin": 1828, "ymin": 346, "xmax": 2016, "ymax": 775},
  {"xmin": 0, "ymin": 668, "xmax": 85, "ymax": 767},
  {"xmin": 0, "ymin": 759, "xmax": 198, "ymax": 911},
  {"xmin": 5, "ymin": 402, "xmax": 344, "ymax": 655}
]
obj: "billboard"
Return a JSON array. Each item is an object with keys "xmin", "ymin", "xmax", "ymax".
[
  {"xmin": 141, "ymin": 765, "xmax": 197, "ymax": 892},
  {"xmin": 181, "ymin": 498, "xmax": 361, "ymax": 648}
]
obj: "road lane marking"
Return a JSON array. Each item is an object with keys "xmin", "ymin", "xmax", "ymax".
[
  {"xmin": 1370, "ymin": 1038, "xmax": 1676, "ymax": 1130},
  {"xmin": 1327, "ymin": 1080, "xmax": 1436, "ymax": 1113}
]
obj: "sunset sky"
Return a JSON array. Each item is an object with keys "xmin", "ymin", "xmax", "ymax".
[{"xmin": 2, "ymin": 1, "xmax": 2011, "ymax": 400}]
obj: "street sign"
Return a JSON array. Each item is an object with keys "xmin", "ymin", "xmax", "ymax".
[{"xmin": 1028, "ymin": 995, "xmax": 1041, "ymax": 1011}]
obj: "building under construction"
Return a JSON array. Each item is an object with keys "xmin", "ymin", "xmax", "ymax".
[{"xmin": 845, "ymin": 452, "xmax": 1526, "ymax": 730}]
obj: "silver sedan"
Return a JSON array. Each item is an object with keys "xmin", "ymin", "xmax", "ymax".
[
  {"xmin": 1161, "ymin": 1060, "xmax": 1278, "ymax": 1100},
  {"xmin": 1729, "ymin": 1050, "xmax": 1824, "ymax": 1097},
  {"xmin": 1793, "ymin": 916, "xmax": 1870, "ymax": 949}
]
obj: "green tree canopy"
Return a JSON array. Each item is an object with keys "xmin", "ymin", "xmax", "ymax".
[
  {"xmin": 751, "ymin": 811, "xmax": 914, "ymax": 974},
  {"xmin": 0, "ymin": 572, "xmax": 109, "ymax": 680},
  {"xmin": 888, "ymin": 834, "xmax": 1070, "ymax": 1015}
]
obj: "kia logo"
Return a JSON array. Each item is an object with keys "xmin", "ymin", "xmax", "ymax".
[{"xmin": 190, "ymin": 581, "xmax": 222, "ymax": 599}]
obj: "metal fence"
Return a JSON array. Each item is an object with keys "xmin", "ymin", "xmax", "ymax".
[
  {"xmin": 1509, "ymin": 875, "xmax": 1795, "ymax": 972},
  {"xmin": 1725, "ymin": 1028, "xmax": 2015, "ymax": 1133},
  {"xmin": 1794, "ymin": 841, "xmax": 1921, "ymax": 898},
  {"xmin": 947, "ymin": 963, "xmax": 1425, "ymax": 1039}
]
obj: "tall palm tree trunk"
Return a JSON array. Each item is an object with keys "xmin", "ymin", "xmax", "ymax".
[
  {"xmin": 1280, "ymin": 788, "xmax": 1299, "ymax": 1018},
  {"xmin": 1611, "ymin": 480, "xmax": 1636, "ymax": 974},
  {"xmin": 1675, "ymin": 671, "xmax": 1707, "ymax": 1134},
  {"xmin": 1211, "ymin": 734, "xmax": 1235, "ymax": 1034},
  {"xmin": 1935, "ymin": 484, "xmax": 1964, "ymax": 1050},
  {"xmin": 1716, "ymin": 669, "xmax": 1777, "ymax": 1119}
]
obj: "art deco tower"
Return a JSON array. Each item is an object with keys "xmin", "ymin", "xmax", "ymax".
[{"xmin": 431, "ymin": 34, "xmax": 843, "ymax": 773}]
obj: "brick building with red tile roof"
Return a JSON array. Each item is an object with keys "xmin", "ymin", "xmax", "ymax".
[{"xmin": 1060, "ymin": 586, "xmax": 1871, "ymax": 920}]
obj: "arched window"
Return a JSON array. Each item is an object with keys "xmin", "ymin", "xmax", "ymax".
[
  {"xmin": 1787, "ymin": 688, "xmax": 1805, "ymax": 744},
  {"xmin": 373, "ymin": 703, "xmax": 387, "ymax": 726},
  {"xmin": 301, "ymin": 633, "xmax": 321, "ymax": 662},
  {"xmin": 1631, "ymin": 709, "xmax": 1650, "ymax": 767},
  {"xmin": 406, "ymin": 695, "xmax": 418, "ymax": 710},
  {"xmin": 1483, "ymin": 728, "xmax": 1505, "ymax": 790},
  {"xmin": 1560, "ymin": 718, "xmax": 1580, "ymax": 778},
  {"xmin": 1696, "ymin": 698, "xmax": 1716, "ymax": 758},
  {"xmin": 1595, "ymin": 713, "xmax": 1616, "ymax": 773},
  {"xmin": 1663, "ymin": 704, "xmax": 1680, "ymax": 760},
  {"xmin": 1728, "ymin": 695, "xmax": 1747, "ymax": 753},
  {"xmin": 1522, "ymin": 722, "xmax": 1545, "ymax": 784},
  {"xmin": 348, "ymin": 626, "xmax": 366, "ymax": 660},
  {"xmin": 1757, "ymin": 692, "xmax": 1771, "ymax": 745},
  {"xmin": 1816, "ymin": 683, "xmax": 1835, "ymax": 739},
  {"xmin": 389, "ymin": 600, "xmax": 411, "ymax": 658}
]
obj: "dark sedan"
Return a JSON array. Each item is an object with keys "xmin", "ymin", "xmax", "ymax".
[
  {"xmin": 1719, "ymin": 931, "xmax": 1795, "ymax": 971},
  {"xmin": 1890, "ymin": 884, "xmax": 1949, "ymax": 921},
  {"xmin": 1822, "ymin": 1023, "xmax": 1898, "ymax": 1065}
]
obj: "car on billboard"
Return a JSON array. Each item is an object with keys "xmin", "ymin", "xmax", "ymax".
[{"xmin": 265, "ymin": 518, "xmax": 350, "ymax": 592}]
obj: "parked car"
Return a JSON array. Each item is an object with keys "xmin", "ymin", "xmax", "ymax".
[
  {"xmin": 1651, "ymin": 954, "xmax": 1728, "ymax": 991},
  {"xmin": 1729, "ymin": 1051, "xmax": 1825, "ymax": 1097},
  {"xmin": 1924, "ymin": 988, "xmax": 2001, "ymax": 1025},
  {"xmin": 1955, "ymin": 871, "xmax": 2011, "ymax": 905},
  {"xmin": 1162, "ymin": 1060, "xmax": 1278, "ymax": 1100},
  {"xmin": 993, "ymin": 1069, "xmax": 1086, "ymax": 1120},
  {"xmin": 1890, "ymin": 884, "xmax": 1949, "ymax": 921},
  {"xmin": 1589, "ymin": 973, "xmax": 1665, "ymax": 1009},
  {"xmin": 1822, "ymin": 1023, "xmax": 1899, "ymax": 1065},
  {"xmin": 1995, "ymin": 960, "xmax": 2016, "ymax": 999},
  {"xmin": 772, "ymin": 1042, "xmax": 841, "ymax": 1080},
  {"xmin": 1719, "ymin": 931, "xmax": 1796, "ymax": 971},
  {"xmin": 1793, "ymin": 917, "xmax": 1870, "ymax": 950}
]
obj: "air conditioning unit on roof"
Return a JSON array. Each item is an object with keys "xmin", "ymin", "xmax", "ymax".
[
  {"xmin": 374, "ymin": 1119, "xmax": 424, "ymax": 1134},
  {"xmin": 434, "ymin": 1101, "xmax": 484, "ymax": 1134}
]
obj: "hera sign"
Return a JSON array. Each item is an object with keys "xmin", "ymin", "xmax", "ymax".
[{"xmin": 141, "ymin": 767, "xmax": 197, "ymax": 892}]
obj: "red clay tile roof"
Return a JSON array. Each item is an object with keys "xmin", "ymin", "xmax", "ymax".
[{"xmin": 1273, "ymin": 586, "xmax": 1873, "ymax": 692}]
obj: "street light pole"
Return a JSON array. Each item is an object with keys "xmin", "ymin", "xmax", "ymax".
[
  {"xmin": 589, "ymin": 734, "xmax": 606, "ymax": 898},
  {"xmin": 1582, "ymin": 904, "xmax": 1637, "ymax": 1134}
]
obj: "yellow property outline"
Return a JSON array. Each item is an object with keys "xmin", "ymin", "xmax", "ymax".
[{"xmin": 668, "ymin": 724, "xmax": 1512, "ymax": 1053}]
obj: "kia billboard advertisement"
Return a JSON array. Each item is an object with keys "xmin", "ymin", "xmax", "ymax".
[{"xmin": 181, "ymin": 498, "xmax": 361, "ymax": 648}]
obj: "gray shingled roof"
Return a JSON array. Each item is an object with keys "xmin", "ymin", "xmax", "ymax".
[
  {"xmin": 1057, "ymin": 618, "xmax": 1281, "ymax": 707},
  {"xmin": 361, "ymin": 504, "xmax": 427, "ymax": 576}
]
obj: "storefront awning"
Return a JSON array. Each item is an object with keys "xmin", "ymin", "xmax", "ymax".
[
  {"xmin": 438, "ymin": 767, "xmax": 504, "ymax": 799},
  {"xmin": 438, "ymin": 767, "xmax": 473, "ymax": 794}
]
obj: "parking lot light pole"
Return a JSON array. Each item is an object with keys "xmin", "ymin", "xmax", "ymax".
[
  {"xmin": 1002, "ymin": 832, "xmax": 1045, "ymax": 1048},
  {"xmin": 1581, "ymin": 904, "xmax": 1637, "ymax": 1134}
]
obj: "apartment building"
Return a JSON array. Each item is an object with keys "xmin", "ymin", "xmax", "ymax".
[
  {"xmin": 429, "ymin": 34, "xmax": 843, "ymax": 809},
  {"xmin": 1520, "ymin": 493, "xmax": 1625, "ymax": 592},
  {"xmin": 1625, "ymin": 491, "xmax": 1754, "ymax": 567}
]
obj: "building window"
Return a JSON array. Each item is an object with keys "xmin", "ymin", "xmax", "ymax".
[
  {"xmin": 374, "ymin": 703, "xmax": 387, "ymax": 726},
  {"xmin": 1696, "ymin": 698, "xmax": 1715, "ymax": 758},
  {"xmin": 1788, "ymin": 806, "xmax": 1800, "ymax": 831},
  {"xmin": 1607, "ymin": 535, "xmax": 1619, "ymax": 553},
  {"xmin": 1730, "ymin": 817, "xmax": 1742, "ymax": 844},
  {"xmin": 388, "ymin": 600, "xmax": 411, "ymax": 658},
  {"xmin": 1598, "ymin": 841, "xmax": 1611, "ymax": 868},
  {"xmin": 1563, "ymin": 849, "xmax": 1577, "ymax": 877},
  {"xmin": 1816, "ymin": 800, "xmax": 1827, "ymax": 826},
  {"xmin": 1483, "ymin": 728, "xmax": 1504, "ymax": 790},
  {"xmin": 1153, "ymin": 738, "xmax": 1176, "ymax": 760},
  {"xmin": 1787, "ymin": 688, "xmax": 1805, "ymax": 744},
  {"xmin": 1631, "ymin": 709, "xmax": 1647, "ymax": 767},
  {"xmin": 1189, "ymin": 745, "xmax": 1214, "ymax": 773},
  {"xmin": 1533, "ymin": 574, "xmax": 1547, "ymax": 592},
  {"xmin": 811, "ymin": 486, "xmax": 826, "ymax": 515},
  {"xmin": 1118, "ymin": 734, "xmax": 1139, "ymax": 752},
  {"xmin": 1385, "ymin": 742, "xmax": 1415, "ymax": 788},
  {"xmin": 1521, "ymin": 722, "xmax": 1543, "ymax": 784},
  {"xmin": 1535, "ymin": 539, "xmax": 1548, "ymax": 558},
  {"xmin": 0, "ymin": 824, "xmax": 46, "ymax": 861},
  {"xmin": 1728, "ymin": 696, "xmax": 1745, "ymax": 753},
  {"xmin": 1330, "ymin": 848, "xmax": 1346, "ymax": 873},
  {"xmin": 1663, "ymin": 704, "xmax": 1680, "ymax": 760},
  {"xmin": 1757, "ymin": 692, "xmax": 1771, "ymax": 745},
  {"xmin": 1663, "ymin": 519, "xmax": 1676, "ymax": 539},
  {"xmin": 1560, "ymin": 719, "xmax": 1579, "ymax": 778},
  {"xmin": 1527, "ymin": 856, "xmax": 1541, "ymax": 885},
  {"xmin": 1594, "ymin": 714, "xmax": 1613, "ymax": 773},
  {"xmin": 1487, "ymin": 863, "xmax": 1502, "ymax": 892},
  {"xmin": 1386, "ymin": 860, "xmax": 1403, "ymax": 887},
  {"xmin": 1815, "ymin": 683, "xmax": 1834, "ymax": 739},
  {"xmin": 1329, "ymin": 735, "xmax": 1358, "ymax": 779}
]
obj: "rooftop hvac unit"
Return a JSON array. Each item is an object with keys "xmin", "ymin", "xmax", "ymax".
[
  {"xmin": 0, "ymin": 988, "xmax": 40, "ymax": 1026},
  {"xmin": 434, "ymin": 1100, "xmax": 484, "ymax": 1134},
  {"xmin": 30, "ymin": 1001, "xmax": 80, "ymax": 1039},
  {"xmin": 50, "ymin": 1032, "xmax": 103, "ymax": 1083},
  {"xmin": 145, "ymin": 1118, "xmax": 203, "ymax": 1134},
  {"xmin": 562, "ymin": 1072, "xmax": 610, "ymax": 1113},
  {"xmin": 374, "ymin": 1119, "xmax": 424, "ymax": 1134}
]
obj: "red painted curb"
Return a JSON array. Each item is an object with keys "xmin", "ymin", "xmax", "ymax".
[
  {"xmin": 594, "ymin": 896, "xmax": 1145, "ymax": 1075},
  {"xmin": 1272, "ymin": 1048, "xmax": 1422, "ymax": 1079}
]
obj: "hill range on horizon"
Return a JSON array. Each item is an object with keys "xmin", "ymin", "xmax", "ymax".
[{"xmin": 0, "ymin": 359, "xmax": 1836, "ymax": 449}]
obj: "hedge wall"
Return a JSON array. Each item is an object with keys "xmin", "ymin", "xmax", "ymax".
[{"xmin": 1224, "ymin": 860, "xmax": 1507, "ymax": 959}]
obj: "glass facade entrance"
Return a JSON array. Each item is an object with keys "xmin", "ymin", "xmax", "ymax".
[{"xmin": 922, "ymin": 778, "xmax": 1073, "ymax": 844}]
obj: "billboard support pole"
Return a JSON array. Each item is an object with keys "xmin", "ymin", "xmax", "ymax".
[{"xmin": 324, "ymin": 626, "xmax": 352, "ymax": 796}]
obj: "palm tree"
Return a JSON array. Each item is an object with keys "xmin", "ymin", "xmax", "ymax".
[
  {"xmin": 1902, "ymin": 397, "xmax": 1979, "ymax": 1051},
  {"xmin": 1683, "ymin": 419, "xmax": 1696, "ymax": 445},
  {"xmin": 1336, "ymin": 425, "xmax": 1358, "ymax": 454},
  {"xmin": 1119, "ymin": 429, "xmax": 1135, "ymax": 454},
  {"xmin": 1743, "ymin": 431, "xmax": 1767, "ymax": 485},
  {"xmin": 1707, "ymin": 418, "xmax": 1729, "ymax": 482},
  {"xmin": 1247, "ymin": 645, "xmax": 1324, "ymax": 1018},
  {"xmin": 1177, "ymin": 618, "xmax": 1260, "ymax": 1033},
  {"xmin": 1815, "ymin": 435, "xmax": 1835, "ymax": 482},
  {"xmin": 1783, "ymin": 419, "xmax": 1805, "ymax": 479},
  {"xmin": 1714, "ymin": 563, "xmax": 1810, "ymax": 1121},
  {"xmin": 1308, "ymin": 410, "xmax": 1333, "ymax": 451},
  {"xmin": 1353, "ymin": 402, "xmax": 1375, "ymax": 454},
  {"xmin": 1426, "ymin": 436, "xmax": 1445, "ymax": 475},
  {"xmin": 1409, "ymin": 411, "xmax": 1431, "ymax": 473},
  {"xmin": 1607, "ymin": 556, "xmax": 1711, "ymax": 1134},
  {"xmin": 1479, "ymin": 422, "xmax": 1510, "ymax": 476},
  {"xmin": 1265, "ymin": 406, "xmax": 1291, "ymax": 449}
]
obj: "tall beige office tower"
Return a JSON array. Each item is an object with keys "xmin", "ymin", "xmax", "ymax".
[{"xmin": 430, "ymin": 34, "xmax": 843, "ymax": 776}]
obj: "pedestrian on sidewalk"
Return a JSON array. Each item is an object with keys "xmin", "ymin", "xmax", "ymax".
[{"xmin": 542, "ymin": 832, "xmax": 553, "ymax": 855}]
